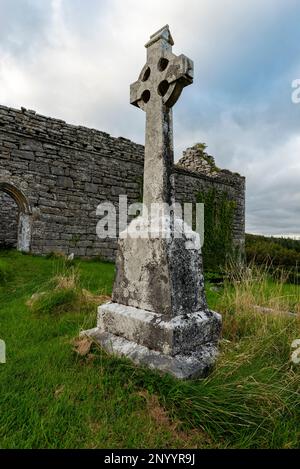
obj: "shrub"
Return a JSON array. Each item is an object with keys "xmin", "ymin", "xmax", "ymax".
[{"xmin": 246, "ymin": 234, "xmax": 300, "ymax": 268}]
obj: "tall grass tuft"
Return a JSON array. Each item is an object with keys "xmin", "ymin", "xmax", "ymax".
[
  {"xmin": 26, "ymin": 263, "xmax": 101, "ymax": 316},
  {"xmin": 159, "ymin": 262, "xmax": 300, "ymax": 447},
  {"xmin": 218, "ymin": 261, "xmax": 300, "ymax": 342}
]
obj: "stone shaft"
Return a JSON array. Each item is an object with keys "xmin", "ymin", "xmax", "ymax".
[{"xmin": 144, "ymin": 101, "xmax": 173, "ymax": 207}]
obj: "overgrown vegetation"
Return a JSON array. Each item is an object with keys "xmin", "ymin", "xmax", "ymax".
[
  {"xmin": 26, "ymin": 265, "xmax": 108, "ymax": 316},
  {"xmin": 192, "ymin": 142, "xmax": 221, "ymax": 173},
  {"xmin": 197, "ymin": 189, "xmax": 237, "ymax": 271},
  {"xmin": 0, "ymin": 249, "xmax": 299, "ymax": 449},
  {"xmin": 246, "ymin": 233, "xmax": 300, "ymax": 283}
]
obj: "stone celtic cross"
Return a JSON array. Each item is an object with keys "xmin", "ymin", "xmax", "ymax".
[
  {"xmin": 83, "ymin": 26, "xmax": 221, "ymax": 380},
  {"xmin": 130, "ymin": 25, "xmax": 193, "ymax": 208}
]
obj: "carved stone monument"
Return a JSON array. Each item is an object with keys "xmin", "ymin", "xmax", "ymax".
[{"xmin": 83, "ymin": 26, "xmax": 222, "ymax": 379}]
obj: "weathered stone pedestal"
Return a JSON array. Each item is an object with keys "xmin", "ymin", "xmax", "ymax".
[
  {"xmin": 85, "ymin": 307, "xmax": 221, "ymax": 379},
  {"xmin": 83, "ymin": 215, "xmax": 221, "ymax": 379}
]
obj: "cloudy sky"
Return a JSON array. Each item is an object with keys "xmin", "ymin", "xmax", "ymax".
[{"xmin": 0, "ymin": 0, "xmax": 299, "ymax": 237}]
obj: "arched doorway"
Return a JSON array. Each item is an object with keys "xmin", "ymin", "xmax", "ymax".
[{"xmin": 0, "ymin": 182, "xmax": 32, "ymax": 252}]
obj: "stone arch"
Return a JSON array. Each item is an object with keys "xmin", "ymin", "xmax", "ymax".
[{"xmin": 0, "ymin": 182, "xmax": 32, "ymax": 252}]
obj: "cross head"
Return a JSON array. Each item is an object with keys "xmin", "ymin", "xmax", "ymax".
[{"xmin": 130, "ymin": 25, "xmax": 194, "ymax": 208}]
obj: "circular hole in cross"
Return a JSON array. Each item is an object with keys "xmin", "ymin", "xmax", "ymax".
[
  {"xmin": 142, "ymin": 90, "xmax": 151, "ymax": 103},
  {"xmin": 158, "ymin": 58, "xmax": 169, "ymax": 72},
  {"xmin": 158, "ymin": 80, "xmax": 169, "ymax": 97},
  {"xmin": 142, "ymin": 67, "xmax": 151, "ymax": 82}
]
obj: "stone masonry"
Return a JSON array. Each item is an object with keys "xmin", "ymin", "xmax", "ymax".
[
  {"xmin": 0, "ymin": 193, "xmax": 18, "ymax": 247},
  {"xmin": 0, "ymin": 104, "xmax": 245, "ymax": 260}
]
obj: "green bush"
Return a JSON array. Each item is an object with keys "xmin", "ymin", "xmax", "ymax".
[
  {"xmin": 246, "ymin": 234, "xmax": 300, "ymax": 284},
  {"xmin": 246, "ymin": 235, "xmax": 300, "ymax": 266}
]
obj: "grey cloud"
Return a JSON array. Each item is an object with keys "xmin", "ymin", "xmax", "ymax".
[{"xmin": 0, "ymin": 0, "xmax": 50, "ymax": 57}]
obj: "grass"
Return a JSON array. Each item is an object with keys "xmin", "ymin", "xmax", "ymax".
[
  {"xmin": 0, "ymin": 249, "xmax": 299, "ymax": 449},
  {"xmin": 0, "ymin": 259, "xmax": 13, "ymax": 284}
]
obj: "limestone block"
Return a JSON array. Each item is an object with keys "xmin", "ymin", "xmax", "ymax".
[
  {"xmin": 82, "ymin": 328, "xmax": 220, "ymax": 380},
  {"xmin": 97, "ymin": 302, "xmax": 221, "ymax": 356}
]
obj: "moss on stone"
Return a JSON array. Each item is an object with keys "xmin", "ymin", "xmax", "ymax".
[{"xmin": 196, "ymin": 188, "xmax": 236, "ymax": 271}]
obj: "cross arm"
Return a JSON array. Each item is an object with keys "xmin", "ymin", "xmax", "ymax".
[
  {"xmin": 130, "ymin": 80, "xmax": 143, "ymax": 107},
  {"xmin": 164, "ymin": 54, "xmax": 193, "ymax": 88},
  {"xmin": 160, "ymin": 54, "xmax": 194, "ymax": 107},
  {"xmin": 130, "ymin": 62, "xmax": 152, "ymax": 110}
]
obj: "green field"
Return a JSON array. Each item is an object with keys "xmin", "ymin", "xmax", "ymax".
[{"xmin": 0, "ymin": 250, "xmax": 299, "ymax": 449}]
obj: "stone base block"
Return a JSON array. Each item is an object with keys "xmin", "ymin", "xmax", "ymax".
[
  {"xmin": 97, "ymin": 302, "xmax": 221, "ymax": 356},
  {"xmin": 81, "ymin": 328, "xmax": 219, "ymax": 380},
  {"xmin": 81, "ymin": 302, "xmax": 221, "ymax": 379}
]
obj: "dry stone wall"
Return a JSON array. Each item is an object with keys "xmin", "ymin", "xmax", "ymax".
[
  {"xmin": 0, "ymin": 104, "xmax": 245, "ymax": 260},
  {"xmin": 0, "ymin": 193, "xmax": 18, "ymax": 247}
]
